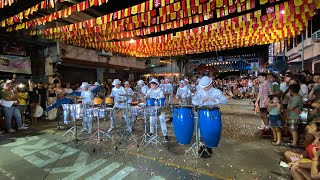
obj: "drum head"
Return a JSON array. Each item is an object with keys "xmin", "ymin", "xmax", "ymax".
[{"xmin": 198, "ymin": 105, "xmax": 219, "ymax": 111}]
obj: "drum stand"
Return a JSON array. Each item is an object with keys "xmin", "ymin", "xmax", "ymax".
[
  {"xmin": 63, "ymin": 106, "xmax": 80, "ymax": 148},
  {"xmin": 185, "ymin": 109, "xmax": 211, "ymax": 159},
  {"xmin": 142, "ymin": 106, "xmax": 160, "ymax": 148},
  {"xmin": 115, "ymin": 93, "xmax": 138, "ymax": 149},
  {"xmin": 86, "ymin": 108, "xmax": 111, "ymax": 145},
  {"xmin": 63, "ymin": 106, "xmax": 79, "ymax": 137}
]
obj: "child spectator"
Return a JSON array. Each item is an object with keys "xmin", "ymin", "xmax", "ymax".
[
  {"xmin": 286, "ymin": 84, "xmax": 303, "ymax": 147},
  {"xmin": 267, "ymin": 95, "xmax": 282, "ymax": 145}
]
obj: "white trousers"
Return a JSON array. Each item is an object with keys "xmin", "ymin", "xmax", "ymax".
[
  {"xmin": 110, "ymin": 107, "xmax": 130, "ymax": 128},
  {"xmin": 149, "ymin": 112, "xmax": 167, "ymax": 136}
]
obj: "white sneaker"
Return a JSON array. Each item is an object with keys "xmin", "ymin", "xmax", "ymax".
[
  {"xmin": 88, "ymin": 129, "xmax": 92, "ymax": 133},
  {"xmin": 8, "ymin": 129, "xmax": 16, "ymax": 133},
  {"xmin": 80, "ymin": 129, "xmax": 87, "ymax": 133},
  {"xmin": 18, "ymin": 126, "xmax": 28, "ymax": 130},
  {"xmin": 108, "ymin": 126, "xmax": 115, "ymax": 133},
  {"xmin": 258, "ymin": 126, "xmax": 265, "ymax": 130}
]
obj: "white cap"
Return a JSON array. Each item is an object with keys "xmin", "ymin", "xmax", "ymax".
[
  {"xmin": 149, "ymin": 78, "xmax": 159, "ymax": 85},
  {"xmin": 80, "ymin": 82, "xmax": 89, "ymax": 88},
  {"xmin": 199, "ymin": 76, "xmax": 213, "ymax": 88},
  {"xmin": 137, "ymin": 80, "xmax": 144, "ymax": 85},
  {"xmin": 179, "ymin": 80, "xmax": 185, "ymax": 84},
  {"xmin": 6, "ymin": 79, "xmax": 13, "ymax": 84},
  {"xmin": 124, "ymin": 81, "xmax": 129, "ymax": 85},
  {"xmin": 112, "ymin": 79, "xmax": 121, "ymax": 86},
  {"xmin": 94, "ymin": 82, "xmax": 100, "ymax": 86}
]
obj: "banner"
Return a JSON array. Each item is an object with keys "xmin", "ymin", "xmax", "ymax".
[{"xmin": 0, "ymin": 54, "xmax": 32, "ymax": 74}]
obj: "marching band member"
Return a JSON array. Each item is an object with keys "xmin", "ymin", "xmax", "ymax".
[
  {"xmin": 192, "ymin": 76, "xmax": 228, "ymax": 106},
  {"xmin": 136, "ymin": 80, "xmax": 149, "ymax": 101},
  {"xmin": 108, "ymin": 79, "xmax": 130, "ymax": 132},
  {"xmin": 176, "ymin": 80, "xmax": 192, "ymax": 105},
  {"xmin": 164, "ymin": 78, "xmax": 173, "ymax": 105},
  {"xmin": 80, "ymin": 82, "xmax": 93, "ymax": 133},
  {"xmin": 124, "ymin": 81, "xmax": 134, "ymax": 104},
  {"xmin": 145, "ymin": 78, "xmax": 169, "ymax": 142}
]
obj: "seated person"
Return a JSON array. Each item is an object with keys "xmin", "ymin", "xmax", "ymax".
[{"xmin": 284, "ymin": 123, "xmax": 320, "ymax": 179}]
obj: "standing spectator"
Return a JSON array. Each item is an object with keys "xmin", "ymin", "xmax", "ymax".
[
  {"xmin": 267, "ymin": 95, "xmax": 283, "ymax": 145},
  {"xmin": 286, "ymin": 84, "xmax": 303, "ymax": 147},
  {"xmin": 51, "ymin": 74, "xmax": 61, "ymax": 85},
  {"xmin": 0, "ymin": 80, "xmax": 28, "ymax": 132},
  {"xmin": 36, "ymin": 82, "xmax": 47, "ymax": 118},
  {"xmin": 28, "ymin": 80, "xmax": 41, "ymax": 124},
  {"xmin": 16, "ymin": 83, "xmax": 29, "ymax": 126},
  {"xmin": 54, "ymin": 83, "xmax": 65, "ymax": 100},
  {"xmin": 255, "ymin": 73, "xmax": 272, "ymax": 131},
  {"xmin": 64, "ymin": 82, "xmax": 73, "ymax": 94},
  {"xmin": 268, "ymin": 74, "xmax": 280, "ymax": 95},
  {"xmin": 47, "ymin": 84, "xmax": 57, "ymax": 120}
]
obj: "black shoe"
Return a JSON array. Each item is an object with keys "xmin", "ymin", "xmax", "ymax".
[
  {"xmin": 207, "ymin": 147, "xmax": 213, "ymax": 154},
  {"xmin": 164, "ymin": 136, "xmax": 169, "ymax": 142},
  {"xmin": 198, "ymin": 146, "xmax": 205, "ymax": 154}
]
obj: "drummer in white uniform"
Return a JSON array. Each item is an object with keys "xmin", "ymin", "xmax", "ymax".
[
  {"xmin": 176, "ymin": 80, "xmax": 192, "ymax": 105},
  {"xmin": 80, "ymin": 82, "xmax": 93, "ymax": 133},
  {"xmin": 192, "ymin": 76, "xmax": 228, "ymax": 106},
  {"xmin": 145, "ymin": 78, "xmax": 169, "ymax": 142},
  {"xmin": 136, "ymin": 80, "xmax": 149, "ymax": 101},
  {"xmin": 164, "ymin": 78, "xmax": 173, "ymax": 105},
  {"xmin": 108, "ymin": 79, "xmax": 130, "ymax": 132}
]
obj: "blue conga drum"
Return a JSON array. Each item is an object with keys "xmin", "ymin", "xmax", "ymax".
[
  {"xmin": 146, "ymin": 98, "xmax": 155, "ymax": 106},
  {"xmin": 198, "ymin": 106, "xmax": 221, "ymax": 148},
  {"xmin": 173, "ymin": 105, "xmax": 194, "ymax": 144}
]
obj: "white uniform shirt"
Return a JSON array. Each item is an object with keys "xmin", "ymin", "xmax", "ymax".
[
  {"xmin": 145, "ymin": 87, "xmax": 164, "ymax": 99},
  {"xmin": 140, "ymin": 84, "xmax": 149, "ymax": 96},
  {"xmin": 81, "ymin": 90, "xmax": 93, "ymax": 105},
  {"xmin": 125, "ymin": 87, "xmax": 134, "ymax": 103},
  {"xmin": 176, "ymin": 86, "xmax": 192, "ymax": 99},
  {"xmin": 110, "ymin": 86, "xmax": 127, "ymax": 108},
  {"xmin": 192, "ymin": 87, "xmax": 228, "ymax": 106},
  {"xmin": 164, "ymin": 83, "xmax": 173, "ymax": 94}
]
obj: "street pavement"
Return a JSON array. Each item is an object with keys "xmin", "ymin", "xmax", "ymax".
[{"xmin": 0, "ymin": 99, "xmax": 291, "ymax": 180}]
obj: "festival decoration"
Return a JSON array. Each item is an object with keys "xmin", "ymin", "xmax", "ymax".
[
  {"xmin": 0, "ymin": 0, "xmax": 17, "ymax": 9},
  {"xmin": 4, "ymin": 0, "xmax": 320, "ymax": 57},
  {"xmin": 54, "ymin": 0, "xmax": 317, "ymax": 57},
  {"xmin": 1, "ymin": 0, "xmax": 63, "ymax": 27}
]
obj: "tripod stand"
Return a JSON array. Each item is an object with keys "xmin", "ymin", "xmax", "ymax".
[
  {"xmin": 141, "ymin": 104, "xmax": 161, "ymax": 149},
  {"xmin": 115, "ymin": 90, "xmax": 138, "ymax": 149},
  {"xmin": 185, "ymin": 106, "xmax": 211, "ymax": 159},
  {"xmin": 62, "ymin": 104, "xmax": 80, "ymax": 148}
]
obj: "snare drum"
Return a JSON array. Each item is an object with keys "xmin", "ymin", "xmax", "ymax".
[
  {"xmin": 173, "ymin": 105, "xmax": 194, "ymax": 144},
  {"xmin": 131, "ymin": 106, "xmax": 144, "ymax": 117},
  {"xmin": 62, "ymin": 104, "xmax": 72, "ymax": 124},
  {"xmin": 92, "ymin": 98, "xmax": 103, "ymax": 105},
  {"xmin": 198, "ymin": 106, "xmax": 221, "ymax": 148},
  {"xmin": 93, "ymin": 107, "xmax": 105, "ymax": 119},
  {"xmin": 146, "ymin": 98, "xmax": 155, "ymax": 107},
  {"xmin": 74, "ymin": 104, "xmax": 83, "ymax": 119},
  {"xmin": 145, "ymin": 107, "xmax": 159, "ymax": 116}
]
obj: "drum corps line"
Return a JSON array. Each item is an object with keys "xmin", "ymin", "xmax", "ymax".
[{"xmin": 59, "ymin": 76, "xmax": 228, "ymax": 157}]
